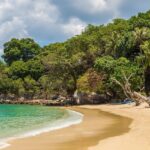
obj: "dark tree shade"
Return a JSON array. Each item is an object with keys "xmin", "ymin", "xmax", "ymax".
[{"xmin": 145, "ymin": 67, "xmax": 150, "ymax": 96}]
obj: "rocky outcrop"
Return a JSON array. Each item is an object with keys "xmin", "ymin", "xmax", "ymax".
[
  {"xmin": 0, "ymin": 98, "xmax": 74, "ymax": 106},
  {"xmin": 74, "ymin": 91, "xmax": 109, "ymax": 105},
  {"xmin": 0, "ymin": 92, "xmax": 110, "ymax": 106}
]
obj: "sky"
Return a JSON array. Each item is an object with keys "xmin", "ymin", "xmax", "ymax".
[{"xmin": 0, "ymin": 0, "xmax": 150, "ymax": 55}]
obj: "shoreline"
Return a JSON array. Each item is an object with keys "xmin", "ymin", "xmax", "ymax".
[
  {"xmin": 0, "ymin": 109, "xmax": 83, "ymax": 150},
  {"xmin": 2, "ymin": 106, "xmax": 132, "ymax": 150}
]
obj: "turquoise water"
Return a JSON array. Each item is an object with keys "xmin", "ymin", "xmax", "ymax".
[
  {"xmin": 0, "ymin": 104, "xmax": 83, "ymax": 148},
  {"xmin": 0, "ymin": 105, "xmax": 68, "ymax": 139}
]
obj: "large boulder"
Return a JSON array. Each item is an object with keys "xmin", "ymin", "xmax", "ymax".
[{"xmin": 74, "ymin": 91, "xmax": 109, "ymax": 105}]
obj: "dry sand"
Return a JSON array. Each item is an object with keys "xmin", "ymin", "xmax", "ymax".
[
  {"xmin": 83, "ymin": 104, "xmax": 150, "ymax": 150},
  {"xmin": 3, "ymin": 107, "xmax": 131, "ymax": 150}
]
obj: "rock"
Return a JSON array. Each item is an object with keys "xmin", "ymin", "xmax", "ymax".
[{"xmin": 74, "ymin": 91, "xmax": 109, "ymax": 105}]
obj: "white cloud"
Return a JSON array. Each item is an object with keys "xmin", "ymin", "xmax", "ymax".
[
  {"xmin": 0, "ymin": 0, "xmax": 32, "ymax": 52},
  {"xmin": 0, "ymin": 0, "xmax": 87, "ymax": 54},
  {"xmin": 73, "ymin": 0, "xmax": 107, "ymax": 14},
  {"xmin": 0, "ymin": 17, "xmax": 28, "ymax": 39},
  {"xmin": 0, "ymin": 0, "xmax": 60, "ymax": 51},
  {"xmin": 72, "ymin": 0, "xmax": 122, "ymax": 17},
  {"xmin": 62, "ymin": 18, "xmax": 86, "ymax": 36},
  {"xmin": 0, "ymin": 0, "xmax": 149, "ymax": 55},
  {"xmin": 0, "ymin": 17, "xmax": 29, "ymax": 55}
]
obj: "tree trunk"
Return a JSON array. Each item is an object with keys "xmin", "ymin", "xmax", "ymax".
[
  {"xmin": 112, "ymin": 73, "xmax": 150, "ymax": 107},
  {"xmin": 133, "ymin": 92, "xmax": 150, "ymax": 106}
]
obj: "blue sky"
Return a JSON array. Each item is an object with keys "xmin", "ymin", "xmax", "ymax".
[{"xmin": 0, "ymin": 0, "xmax": 150, "ymax": 54}]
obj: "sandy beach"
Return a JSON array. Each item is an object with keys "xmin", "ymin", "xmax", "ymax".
[
  {"xmin": 3, "ymin": 106, "xmax": 131, "ymax": 150},
  {"xmin": 83, "ymin": 104, "xmax": 150, "ymax": 150},
  {"xmin": 3, "ymin": 104, "xmax": 150, "ymax": 150}
]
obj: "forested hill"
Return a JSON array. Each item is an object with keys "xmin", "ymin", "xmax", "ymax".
[{"xmin": 0, "ymin": 10, "xmax": 150, "ymax": 102}]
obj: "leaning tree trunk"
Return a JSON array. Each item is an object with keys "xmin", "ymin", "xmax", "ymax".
[
  {"xmin": 112, "ymin": 73, "xmax": 150, "ymax": 107},
  {"xmin": 132, "ymin": 92, "xmax": 150, "ymax": 106}
]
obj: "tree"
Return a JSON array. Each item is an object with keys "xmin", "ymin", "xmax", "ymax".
[
  {"xmin": 111, "ymin": 73, "xmax": 150, "ymax": 106},
  {"xmin": 1, "ymin": 10, "xmax": 150, "ymax": 103},
  {"xmin": 129, "ymin": 11, "xmax": 150, "ymax": 28},
  {"xmin": 23, "ymin": 76, "xmax": 39, "ymax": 99},
  {"xmin": 140, "ymin": 41, "xmax": 150, "ymax": 96},
  {"xmin": 43, "ymin": 41, "xmax": 87, "ymax": 95},
  {"xmin": 77, "ymin": 69, "xmax": 105, "ymax": 94},
  {"xmin": 132, "ymin": 27, "xmax": 150, "ymax": 53},
  {"xmin": 26, "ymin": 59, "xmax": 44, "ymax": 80},
  {"xmin": 110, "ymin": 58, "xmax": 143, "ymax": 99},
  {"xmin": 95, "ymin": 56, "xmax": 143, "ymax": 100},
  {"xmin": 0, "ymin": 77, "xmax": 13, "ymax": 98},
  {"xmin": 3, "ymin": 38, "xmax": 41, "ymax": 65},
  {"xmin": 39, "ymin": 75, "xmax": 56, "ymax": 99},
  {"xmin": 8, "ymin": 61, "xmax": 28, "ymax": 79},
  {"xmin": 115, "ymin": 32, "xmax": 135, "ymax": 58},
  {"xmin": 12, "ymin": 79, "xmax": 25, "ymax": 99}
]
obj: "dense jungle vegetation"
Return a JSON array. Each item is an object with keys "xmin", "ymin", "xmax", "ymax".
[{"xmin": 1, "ymin": 10, "xmax": 150, "ymax": 104}]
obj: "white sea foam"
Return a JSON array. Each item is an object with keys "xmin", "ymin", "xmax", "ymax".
[
  {"xmin": 0, "ymin": 109, "xmax": 83, "ymax": 149},
  {"xmin": 0, "ymin": 142, "xmax": 10, "ymax": 149}
]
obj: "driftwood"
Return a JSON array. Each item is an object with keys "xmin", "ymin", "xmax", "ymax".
[{"xmin": 111, "ymin": 72, "xmax": 150, "ymax": 106}]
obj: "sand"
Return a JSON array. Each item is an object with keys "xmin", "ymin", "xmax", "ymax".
[
  {"xmin": 3, "ymin": 107, "xmax": 131, "ymax": 150},
  {"xmin": 3, "ymin": 104, "xmax": 150, "ymax": 150},
  {"xmin": 83, "ymin": 104, "xmax": 150, "ymax": 150}
]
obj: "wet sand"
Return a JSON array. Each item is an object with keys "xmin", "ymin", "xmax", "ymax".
[{"xmin": 3, "ymin": 107, "xmax": 132, "ymax": 150}]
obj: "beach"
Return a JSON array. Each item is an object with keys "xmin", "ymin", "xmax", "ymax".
[
  {"xmin": 84, "ymin": 104, "xmax": 150, "ymax": 150},
  {"xmin": 3, "ymin": 106, "xmax": 131, "ymax": 150},
  {"xmin": 3, "ymin": 104, "xmax": 150, "ymax": 150}
]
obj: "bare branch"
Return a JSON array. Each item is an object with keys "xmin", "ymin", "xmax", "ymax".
[{"xmin": 111, "ymin": 77, "xmax": 130, "ymax": 98}]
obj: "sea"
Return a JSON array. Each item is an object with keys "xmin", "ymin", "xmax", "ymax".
[{"xmin": 0, "ymin": 104, "xmax": 83, "ymax": 149}]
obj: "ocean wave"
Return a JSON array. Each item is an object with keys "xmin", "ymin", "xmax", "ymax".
[{"xmin": 0, "ymin": 109, "xmax": 83, "ymax": 149}]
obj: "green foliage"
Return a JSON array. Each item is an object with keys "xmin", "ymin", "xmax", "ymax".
[
  {"xmin": 95, "ymin": 56, "xmax": 143, "ymax": 97},
  {"xmin": 129, "ymin": 11, "xmax": 150, "ymax": 28},
  {"xmin": 94, "ymin": 56, "xmax": 115, "ymax": 74},
  {"xmin": 1, "ymin": 10, "xmax": 150, "ymax": 100},
  {"xmin": 141, "ymin": 41, "xmax": 150, "ymax": 66},
  {"xmin": 140, "ymin": 41, "xmax": 150, "ymax": 95},
  {"xmin": 8, "ymin": 61, "xmax": 28, "ymax": 79},
  {"xmin": 38, "ymin": 75, "xmax": 61, "ymax": 99},
  {"xmin": 0, "ymin": 77, "xmax": 14, "ymax": 95},
  {"xmin": 3, "ymin": 38, "xmax": 41, "ymax": 65},
  {"xmin": 12, "ymin": 79, "xmax": 25, "ymax": 98},
  {"xmin": 115, "ymin": 32, "xmax": 135, "ymax": 58},
  {"xmin": 111, "ymin": 59, "xmax": 143, "ymax": 91},
  {"xmin": 77, "ymin": 69, "xmax": 105, "ymax": 94},
  {"xmin": 77, "ymin": 72, "xmax": 89, "ymax": 93},
  {"xmin": 26, "ymin": 59, "xmax": 44, "ymax": 80},
  {"xmin": 24, "ymin": 76, "xmax": 39, "ymax": 99}
]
